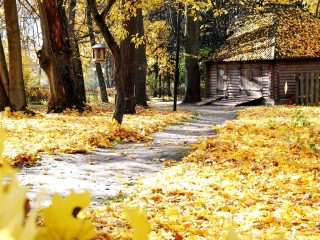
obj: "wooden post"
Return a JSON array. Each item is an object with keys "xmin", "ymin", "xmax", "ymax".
[
  {"xmin": 306, "ymin": 72, "xmax": 310, "ymax": 105},
  {"xmin": 315, "ymin": 72, "xmax": 320, "ymax": 106},
  {"xmin": 310, "ymin": 72, "xmax": 315, "ymax": 106},
  {"xmin": 300, "ymin": 73, "xmax": 305, "ymax": 105},
  {"xmin": 295, "ymin": 74, "xmax": 300, "ymax": 105}
]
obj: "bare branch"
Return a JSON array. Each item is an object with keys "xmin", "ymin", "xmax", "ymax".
[{"xmin": 17, "ymin": 0, "xmax": 39, "ymax": 18}]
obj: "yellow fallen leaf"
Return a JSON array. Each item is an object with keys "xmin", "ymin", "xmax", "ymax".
[{"xmin": 124, "ymin": 207, "xmax": 151, "ymax": 240}]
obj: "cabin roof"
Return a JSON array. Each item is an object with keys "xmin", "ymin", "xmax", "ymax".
[{"xmin": 207, "ymin": 5, "xmax": 320, "ymax": 62}]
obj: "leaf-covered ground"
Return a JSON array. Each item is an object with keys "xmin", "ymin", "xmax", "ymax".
[
  {"xmin": 90, "ymin": 106, "xmax": 320, "ymax": 239},
  {"xmin": 0, "ymin": 104, "xmax": 192, "ymax": 165}
]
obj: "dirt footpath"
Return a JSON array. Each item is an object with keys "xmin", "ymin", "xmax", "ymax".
[{"xmin": 17, "ymin": 103, "xmax": 238, "ymax": 207}]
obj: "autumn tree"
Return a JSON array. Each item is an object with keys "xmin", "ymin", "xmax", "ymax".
[
  {"xmin": 87, "ymin": 0, "xmax": 125, "ymax": 123},
  {"xmin": 182, "ymin": 4, "xmax": 201, "ymax": 104},
  {"xmin": 0, "ymin": 35, "xmax": 10, "ymax": 110},
  {"xmin": 37, "ymin": 0, "xmax": 86, "ymax": 113},
  {"xmin": 87, "ymin": 6, "xmax": 109, "ymax": 103},
  {"xmin": 2, "ymin": 0, "xmax": 27, "ymax": 111},
  {"xmin": 121, "ymin": 0, "xmax": 136, "ymax": 114},
  {"xmin": 133, "ymin": 6, "xmax": 148, "ymax": 107}
]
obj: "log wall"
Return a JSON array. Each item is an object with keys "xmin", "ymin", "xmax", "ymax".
[{"xmin": 274, "ymin": 60, "xmax": 320, "ymax": 104}]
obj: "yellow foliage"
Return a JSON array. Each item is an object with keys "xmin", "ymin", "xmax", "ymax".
[
  {"xmin": 0, "ymin": 105, "xmax": 191, "ymax": 165},
  {"xmin": 36, "ymin": 191, "xmax": 96, "ymax": 240},
  {"xmin": 0, "ymin": 127, "xmax": 97, "ymax": 240},
  {"xmin": 91, "ymin": 106, "xmax": 320, "ymax": 239},
  {"xmin": 124, "ymin": 207, "xmax": 151, "ymax": 240}
]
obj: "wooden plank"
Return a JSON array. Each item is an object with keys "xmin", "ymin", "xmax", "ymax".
[
  {"xmin": 306, "ymin": 72, "xmax": 310, "ymax": 105},
  {"xmin": 315, "ymin": 73, "xmax": 320, "ymax": 106},
  {"xmin": 310, "ymin": 72, "xmax": 315, "ymax": 106},
  {"xmin": 300, "ymin": 73, "xmax": 305, "ymax": 105},
  {"xmin": 295, "ymin": 74, "xmax": 300, "ymax": 105}
]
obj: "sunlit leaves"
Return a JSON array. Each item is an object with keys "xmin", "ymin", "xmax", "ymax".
[
  {"xmin": 124, "ymin": 207, "xmax": 151, "ymax": 240},
  {"xmin": 91, "ymin": 106, "xmax": 320, "ymax": 239},
  {"xmin": 36, "ymin": 191, "xmax": 96, "ymax": 240},
  {"xmin": 0, "ymin": 106, "xmax": 191, "ymax": 165}
]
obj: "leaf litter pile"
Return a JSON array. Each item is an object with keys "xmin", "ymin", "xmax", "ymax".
[
  {"xmin": 0, "ymin": 105, "xmax": 192, "ymax": 165},
  {"xmin": 90, "ymin": 106, "xmax": 320, "ymax": 239}
]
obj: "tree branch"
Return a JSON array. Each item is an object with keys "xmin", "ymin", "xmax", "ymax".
[{"xmin": 101, "ymin": 0, "xmax": 116, "ymax": 20}]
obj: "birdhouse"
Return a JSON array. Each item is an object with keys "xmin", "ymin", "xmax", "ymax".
[{"xmin": 92, "ymin": 43, "xmax": 106, "ymax": 63}]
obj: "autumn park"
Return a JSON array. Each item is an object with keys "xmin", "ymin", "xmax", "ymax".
[{"xmin": 1, "ymin": 0, "xmax": 320, "ymax": 239}]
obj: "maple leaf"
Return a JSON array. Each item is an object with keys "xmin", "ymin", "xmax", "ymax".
[
  {"xmin": 124, "ymin": 207, "xmax": 151, "ymax": 240},
  {"xmin": 36, "ymin": 191, "xmax": 96, "ymax": 240}
]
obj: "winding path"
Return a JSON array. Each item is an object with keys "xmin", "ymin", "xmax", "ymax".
[{"xmin": 17, "ymin": 103, "xmax": 237, "ymax": 207}]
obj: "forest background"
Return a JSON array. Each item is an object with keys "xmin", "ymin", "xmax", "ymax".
[{"xmin": 0, "ymin": 0, "xmax": 319, "ymax": 124}]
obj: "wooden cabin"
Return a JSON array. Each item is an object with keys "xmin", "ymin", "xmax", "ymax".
[{"xmin": 205, "ymin": 4, "xmax": 320, "ymax": 105}]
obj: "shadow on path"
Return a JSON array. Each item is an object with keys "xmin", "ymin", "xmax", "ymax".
[{"xmin": 17, "ymin": 103, "xmax": 238, "ymax": 207}]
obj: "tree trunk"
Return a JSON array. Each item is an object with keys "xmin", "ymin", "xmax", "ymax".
[
  {"xmin": 165, "ymin": 75, "xmax": 172, "ymax": 97},
  {"xmin": 4, "ymin": 0, "xmax": 27, "ymax": 111},
  {"xmin": 0, "ymin": 36, "xmax": 10, "ymax": 110},
  {"xmin": 182, "ymin": 5, "xmax": 201, "ymax": 104},
  {"xmin": 86, "ymin": 6, "xmax": 108, "ymax": 102},
  {"xmin": 154, "ymin": 59, "xmax": 159, "ymax": 97},
  {"xmin": 37, "ymin": 0, "xmax": 85, "ymax": 113},
  {"xmin": 87, "ymin": 0, "xmax": 125, "ymax": 124},
  {"xmin": 105, "ymin": 54, "xmax": 114, "ymax": 88},
  {"xmin": 158, "ymin": 74, "xmax": 162, "ymax": 98},
  {"xmin": 121, "ymin": 1, "xmax": 136, "ymax": 114},
  {"xmin": 68, "ymin": 0, "xmax": 87, "ymax": 104},
  {"xmin": 134, "ymin": 7, "xmax": 148, "ymax": 107}
]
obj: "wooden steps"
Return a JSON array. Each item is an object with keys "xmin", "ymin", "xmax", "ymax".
[{"xmin": 197, "ymin": 96, "xmax": 264, "ymax": 107}]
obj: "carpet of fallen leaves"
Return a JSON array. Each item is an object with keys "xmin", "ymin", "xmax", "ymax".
[
  {"xmin": 90, "ymin": 106, "xmax": 320, "ymax": 240},
  {"xmin": 0, "ymin": 104, "xmax": 192, "ymax": 165}
]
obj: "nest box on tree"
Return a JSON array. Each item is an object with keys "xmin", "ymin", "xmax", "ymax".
[{"xmin": 92, "ymin": 43, "xmax": 106, "ymax": 63}]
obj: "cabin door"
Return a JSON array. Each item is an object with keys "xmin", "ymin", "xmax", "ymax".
[
  {"xmin": 217, "ymin": 64, "xmax": 228, "ymax": 96},
  {"xmin": 240, "ymin": 67, "xmax": 263, "ymax": 97}
]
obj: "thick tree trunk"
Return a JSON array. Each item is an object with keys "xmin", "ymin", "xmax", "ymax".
[
  {"xmin": 87, "ymin": 0, "xmax": 125, "ymax": 124},
  {"xmin": 121, "ymin": 4, "xmax": 136, "ymax": 114},
  {"xmin": 0, "ymin": 36, "xmax": 10, "ymax": 110},
  {"xmin": 37, "ymin": 0, "xmax": 85, "ymax": 113},
  {"xmin": 68, "ymin": 0, "xmax": 87, "ymax": 104},
  {"xmin": 4, "ymin": 0, "xmax": 27, "ymax": 111},
  {"xmin": 86, "ymin": 6, "xmax": 108, "ymax": 102},
  {"xmin": 182, "ymin": 6, "xmax": 201, "ymax": 104},
  {"xmin": 134, "ymin": 7, "xmax": 148, "ymax": 107}
]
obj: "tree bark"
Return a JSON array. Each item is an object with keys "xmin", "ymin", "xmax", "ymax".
[
  {"xmin": 165, "ymin": 74, "xmax": 172, "ymax": 97},
  {"xmin": 86, "ymin": 6, "xmax": 109, "ymax": 103},
  {"xmin": 0, "ymin": 36, "xmax": 10, "ymax": 110},
  {"xmin": 182, "ymin": 5, "xmax": 201, "ymax": 104},
  {"xmin": 4, "ymin": 0, "xmax": 27, "ymax": 111},
  {"xmin": 87, "ymin": 0, "xmax": 125, "ymax": 124},
  {"xmin": 37, "ymin": 0, "xmax": 85, "ymax": 113},
  {"xmin": 134, "ymin": 7, "xmax": 148, "ymax": 107},
  {"xmin": 68, "ymin": 0, "xmax": 87, "ymax": 104},
  {"xmin": 121, "ymin": 1, "xmax": 136, "ymax": 114}
]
